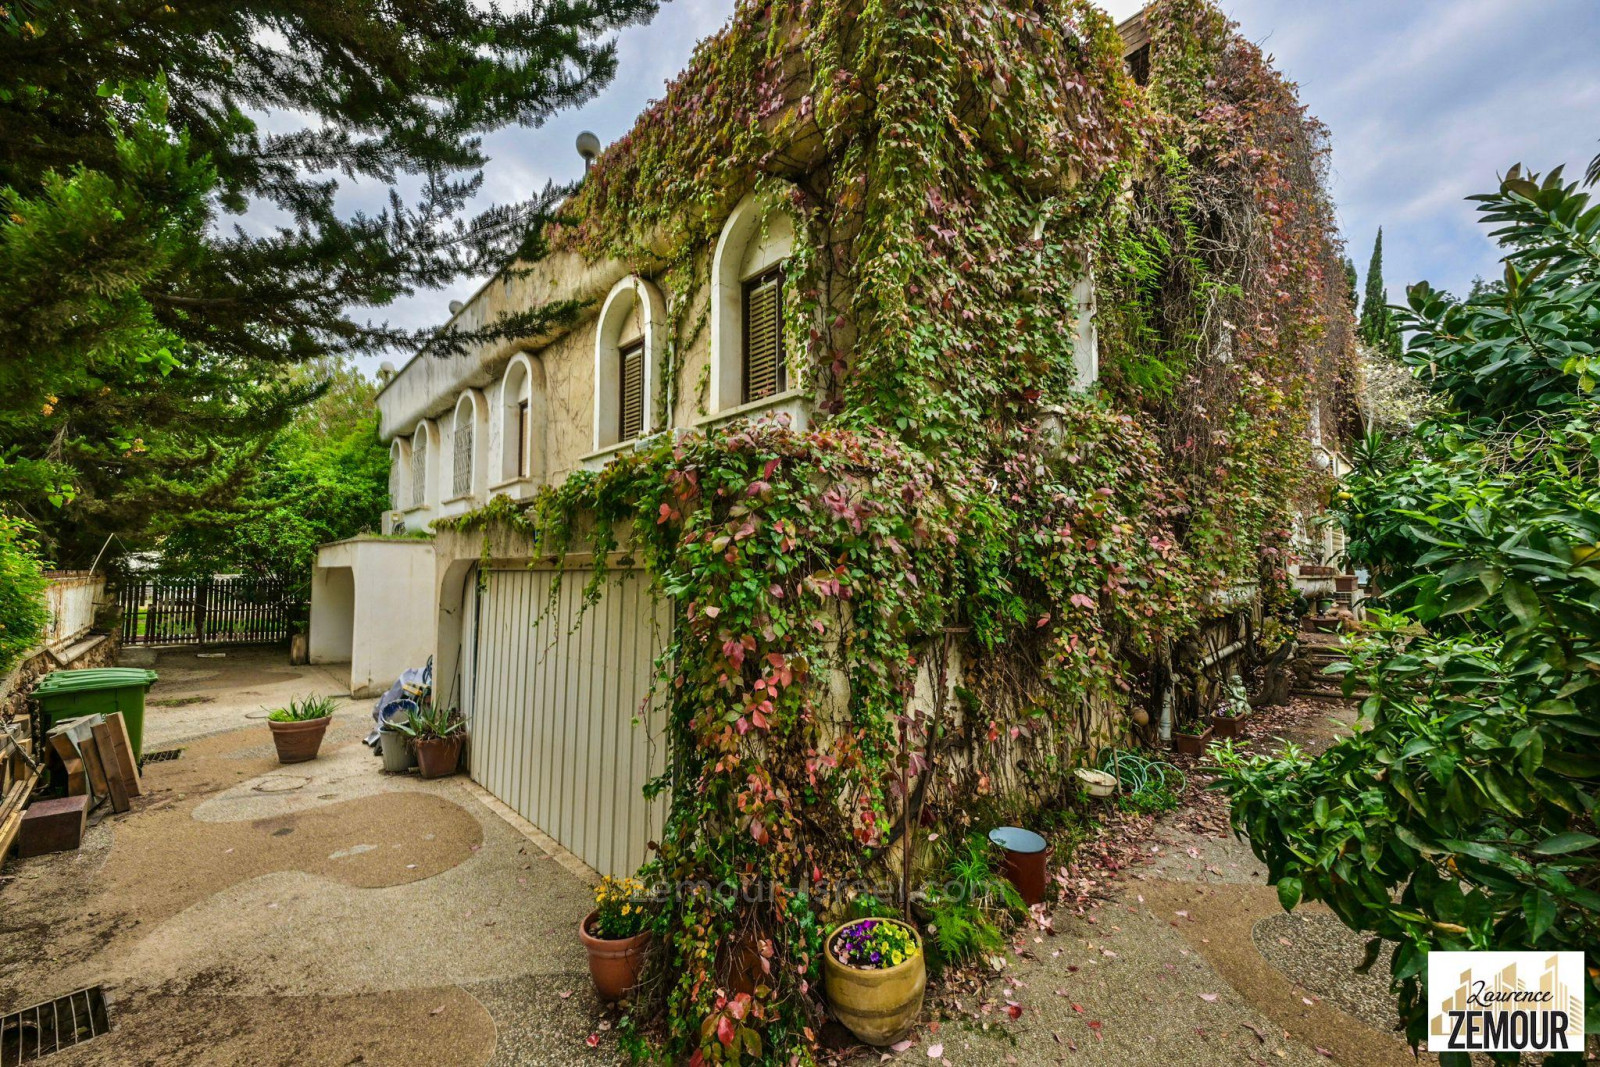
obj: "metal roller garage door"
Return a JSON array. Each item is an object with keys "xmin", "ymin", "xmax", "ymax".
[{"xmin": 467, "ymin": 567, "xmax": 670, "ymax": 877}]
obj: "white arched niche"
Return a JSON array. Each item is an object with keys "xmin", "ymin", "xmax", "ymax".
[
  {"xmin": 496, "ymin": 352, "xmax": 546, "ymax": 486},
  {"xmin": 448, "ymin": 389, "xmax": 488, "ymax": 500},
  {"xmin": 710, "ymin": 193, "xmax": 796, "ymax": 414},
  {"xmin": 593, "ymin": 275, "xmax": 666, "ymax": 451},
  {"xmin": 408, "ymin": 419, "xmax": 438, "ymax": 511},
  {"xmin": 388, "ymin": 438, "xmax": 410, "ymax": 512}
]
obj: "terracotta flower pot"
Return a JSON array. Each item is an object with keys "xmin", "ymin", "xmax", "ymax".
[
  {"xmin": 579, "ymin": 910, "xmax": 652, "ymax": 1001},
  {"xmin": 1210, "ymin": 713, "xmax": 1248, "ymax": 740},
  {"xmin": 1173, "ymin": 725, "xmax": 1213, "ymax": 757},
  {"xmin": 268, "ymin": 716, "xmax": 330, "ymax": 763},
  {"xmin": 823, "ymin": 919, "xmax": 926, "ymax": 1046},
  {"xmin": 414, "ymin": 735, "xmax": 463, "ymax": 779},
  {"xmin": 1334, "ymin": 574, "xmax": 1359, "ymax": 593}
]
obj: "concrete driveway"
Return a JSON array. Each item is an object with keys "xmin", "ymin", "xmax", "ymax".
[{"xmin": 0, "ymin": 646, "xmax": 620, "ymax": 1066}]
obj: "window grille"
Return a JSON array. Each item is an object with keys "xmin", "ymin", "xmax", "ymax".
[
  {"xmin": 453, "ymin": 416, "xmax": 473, "ymax": 497},
  {"xmin": 742, "ymin": 265, "xmax": 786, "ymax": 403},
  {"xmin": 516, "ymin": 399, "xmax": 530, "ymax": 478},
  {"xmin": 1127, "ymin": 44, "xmax": 1150, "ymax": 86},
  {"xmin": 411, "ymin": 435, "xmax": 426, "ymax": 508},
  {"xmin": 619, "ymin": 340, "xmax": 645, "ymax": 441}
]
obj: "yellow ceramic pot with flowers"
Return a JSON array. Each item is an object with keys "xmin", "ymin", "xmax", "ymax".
[
  {"xmin": 823, "ymin": 917, "xmax": 926, "ymax": 1045},
  {"xmin": 580, "ymin": 876, "xmax": 653, "ymax": 1001}
]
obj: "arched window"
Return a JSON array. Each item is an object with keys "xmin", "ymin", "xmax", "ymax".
[
  {"xmin": 410, "ymin": 425, "xmax": 431, "ymax": 509},
  {"xmin": 450, "ymin": 390, "xmax": 487, "ymax": 500},
  {"xmin": 388, "ymin": 438, "xmax": 410, "ymax": 511},
  {"xmin": 498, "ymin": 354, "xmax": 540, "ymax": 484},
  {"xmin": 710, "ymin": 193, "xmax": 795, "ymax": 414},
  {"xmin": 593, "ymin": 276, "xmax": 665, "ymax": 451}
]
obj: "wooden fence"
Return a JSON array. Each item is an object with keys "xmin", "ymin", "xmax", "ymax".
[{"xmin": 117, "ymin": 576, "xmax": 301, "ymax": 646}]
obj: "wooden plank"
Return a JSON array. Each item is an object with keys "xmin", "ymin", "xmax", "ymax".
[
  {"xmin": 104, "ymin": 712, "xmax": 143, "ymax": 796},
  {"xmin": 90, "ymin": 722, "xmax": 131, "ymax": 813},
  {"xmin": 78, "ymin": 734, "xmax": 112, "ymax": 806},
  {"xmin": 0, "ymin": 808, "xmax": 23, "ymax": 863},
  {"xmin": 0, "ymin": 776, "xmax": 31, "ymax": 829}
]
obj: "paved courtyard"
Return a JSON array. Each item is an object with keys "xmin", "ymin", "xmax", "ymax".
[
  {"xmin": 1, "ymin": 646, "xmax": 610, "ymax": 1066},
  {"xmin": 1, "ymin": 649, "xmax": 1417, "ymax": 1065}
]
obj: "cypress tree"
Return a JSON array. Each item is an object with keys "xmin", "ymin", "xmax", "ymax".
[{"xmin": 1358, "ymin": 229, "xmax": 1402, "ymax": 358}]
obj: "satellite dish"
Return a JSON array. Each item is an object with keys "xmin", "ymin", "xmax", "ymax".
[
  {"xmin": 576, "ymin": 130, "xmax": 602, "ymax": 172},
  {"xmin": 448, "ymin": 300, "xmax": 464, "ymax": 315}
]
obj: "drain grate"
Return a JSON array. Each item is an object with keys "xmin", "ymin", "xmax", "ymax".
[
  {"xmin": 138, "ymin": 748, "xmax": 183, "ymax": 768},
  {"xmin": 0, "ymin": 986, "xmax": 110, "ymax": 1065}
]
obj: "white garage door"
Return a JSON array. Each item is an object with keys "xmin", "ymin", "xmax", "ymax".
[{"xmin": 467, "ymin": 567, "xmax": 671, "ymax": 878}]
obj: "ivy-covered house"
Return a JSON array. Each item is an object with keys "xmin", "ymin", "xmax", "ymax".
[{"xmin": 311, "ymin": 0, "xmax": 1354, "ymax": 1056}]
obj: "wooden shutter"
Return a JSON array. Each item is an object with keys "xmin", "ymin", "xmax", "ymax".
[
  {"xmin": 619, "ymin": 340, "xmax": 645, "ymax": 441},
  {"xmin": 742, "ymin": 266, "xmax": 786, "ymax": 403},
  {"xmin": 516, "ymin": 399, "xmax": 530, "ymax": 478}
]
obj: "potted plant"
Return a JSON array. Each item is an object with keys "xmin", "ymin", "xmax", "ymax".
[
  {"xmin": 391, "ymin": 701, "xmax": 465, "ymax": 779},
  {"xmin": 267, "ymin": 695, "xmax": 336, "ymax": 763},
  {"xmin": 578, "ymin": 875, "xmax": 653, "ymax": 1001},
  {"xmin": 1173, "ymin": 720, "xmax": 1213, "ymax": 757},
  {"xmin": 1209, "ymin": 674, "xmax": 1252, "ymax": 740},
  {"xmin": 822, "ymin": 917, "xmax": 926, "ymax": 1046}
]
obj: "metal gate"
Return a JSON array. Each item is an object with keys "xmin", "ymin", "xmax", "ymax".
[
  {"xmin": 118, "ymin": 576, "xmax": 301, "ymax": 646},
  {"xmin": 467, "ymin": 567, "xmax": 671, "ymax": 878}
]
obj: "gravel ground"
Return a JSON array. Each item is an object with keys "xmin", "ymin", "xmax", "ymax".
[
  {"xmin": 4, "ymin": 655, "xmax": 1426, "ymax": 1066},
  {"xmin": 1253, "ymin": 912, "xmax": 1401, "ymax": 1037}
]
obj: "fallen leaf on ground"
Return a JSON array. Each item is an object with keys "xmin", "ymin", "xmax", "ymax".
[
  {"xmin": 559, "ymin": 990, "xmax": 573, "ymax": 999},
  {"xmin": 430, "ymin": 1006, "xmax": 444, "ymax": 1015},
  {"xmin": 1198, "ymin": 993, "xmax": 1219, "ymax": 1002},
  {"xmin": 927, "ymin": 1044, "xmax": 943, "ymax": 1058},
  {"xmin": 585, "ymin": 1032, "xmax": 600, "ymax": 1048}
]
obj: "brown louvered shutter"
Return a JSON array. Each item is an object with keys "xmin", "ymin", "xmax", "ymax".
[
  {"xmin": 516, "ymin": 399, "xmax": 530, "ymax": 477},
  {"xmin": 619, "ymin": 340, "xmax": 645, "ymax": 441},
  {"xmin": 742, "ymin": 266, "xmax": 786, "ymax": 403}
]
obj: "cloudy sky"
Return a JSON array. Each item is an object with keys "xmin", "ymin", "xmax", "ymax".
[{"xmin": 353, "ymin": 0, "xmax": 1600, "ymax": 376}]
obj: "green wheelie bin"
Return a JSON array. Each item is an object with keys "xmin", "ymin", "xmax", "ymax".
[{"xmin": 33, "ymin": 668, "xmax": 160, "ymax": 760}]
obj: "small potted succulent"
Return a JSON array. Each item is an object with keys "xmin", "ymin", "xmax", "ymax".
[
  {"xmin": 391, "ymin": 701, "xmax": 465, "ymax": 779},
  {"xmin": 267, "ymin": 695, "xmax": 336, "ymax": 763},
  {"xmin": 578, "ymin": 875, "xmax": 653, "ymax": 1001},
  {"xmin": 822, "ymin": 917, "xmax": 925, "ymax": 1046},
  {"xmin": 1210, "ymin": 674, "xmax": 1252, "ymax": 739}
]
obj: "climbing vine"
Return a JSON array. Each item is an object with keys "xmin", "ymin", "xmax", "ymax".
[{"xmin": 445, "ymin": 0, "xmax": 1353, "ymax": 1060}]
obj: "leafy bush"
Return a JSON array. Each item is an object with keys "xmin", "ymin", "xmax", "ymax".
[
  {"xmin": 266, "ymin": 695, "xmax": 336, "ymax": 722},
  {"xmin": 921, "ymin": 835, "xmax": 1023, "ymax": 970},
  {"xmin": 1215, "ymin": 167, "xmax": 1600, "ymax": 1058},
  {"xmin": 0, "ymin": 515, "xmax": 48, "ymax": 675}
]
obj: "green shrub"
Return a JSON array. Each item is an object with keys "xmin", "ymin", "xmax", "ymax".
[
  {"xmin": 921, "ymin": 835, "xmax": 1024, "ymax": 971},
  {"xmin": 0, "ymin": 516, "xmax": 48, "ymax": 675},
  {"xmin": 1215, "ymin": 167, "xmax": 1600, "ymax": 1056}
]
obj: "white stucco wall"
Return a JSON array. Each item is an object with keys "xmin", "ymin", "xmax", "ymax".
[{"xmin": 312, "ymin": 537, "xmax": 439, "ymax": 698}]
